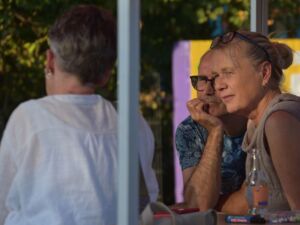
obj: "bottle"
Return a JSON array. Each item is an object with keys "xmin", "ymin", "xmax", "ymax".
[{"xmin": 246, "ymin": 148, "xmax": 269, "ymax": 217}]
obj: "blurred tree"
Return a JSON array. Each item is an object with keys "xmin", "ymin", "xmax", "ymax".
[
  {"xmin": 0, "ymin": 0, "xmax": 117, "ymax": 134},
  {"xmin": 268, "ymin": 0, "xmax": 300, "ymax": 38},
  {"xmin": 8, "ymin": 0, "xmax": 300, "ymax": 204}
]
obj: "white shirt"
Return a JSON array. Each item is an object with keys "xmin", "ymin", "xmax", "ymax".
[
  {"xmin": 136, "ymin": 112, "xmax": 158, "ymax": 203},
  {"xmin": 0, "ymin": 95, "xmax": 158, "ymax": 225}
]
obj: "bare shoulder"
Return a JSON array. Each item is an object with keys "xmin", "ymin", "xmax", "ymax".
[
  {"xmin": 265, "ymin": 110, "xmax": 300, "ymax": 159},
  {"xmin": 264, "ymin": 110, "xmax": 300, "ymax": 209},
  {"xmin": 265, "ymin": 110, "xmax": 300, "ymax": 134}
]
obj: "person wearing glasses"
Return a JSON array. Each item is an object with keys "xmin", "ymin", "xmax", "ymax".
[
  {"xmin": 211, "ymin": 30, "xmax": 300, "ymax": 212},
  {"xmin": 175, "ymin": 50, "xmax": 248, "ymax": 211}
]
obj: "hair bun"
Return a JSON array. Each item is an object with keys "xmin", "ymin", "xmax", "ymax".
[{"xmin": 272, "ymin": 42, "xmax": 293, "ymax": 69}]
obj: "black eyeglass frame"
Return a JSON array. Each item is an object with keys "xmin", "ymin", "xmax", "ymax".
[
  {"xmin": 190, "ymin": 75, "xmax": 216, "ymax": 91},
  {"xmin": 210, "ymin": 31, "xmax": 271, "ymax": 63}
]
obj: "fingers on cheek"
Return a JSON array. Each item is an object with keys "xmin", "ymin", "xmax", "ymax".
[
  {"xmin": 188, "ymin": 101, "xmax": 204, "ymax": 115},
  {"xmin": 195, "ymin": 104, "xmax": 203, "ymax": 112},
  {"xmin": 187, "ymin": 104, "xmax": 194, "ymax": 113},
  {"xmin": 186, "ymin": 102, "xmax": 194, "ymax": 110},
  {"xmin": 188, "ymin": 103, "xmax": 198, "ymax": 112}
]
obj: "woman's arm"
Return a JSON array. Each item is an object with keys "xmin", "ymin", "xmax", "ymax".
[
  {"xmin": 216, "ymin": 182, "xmax": 249, "ymax": 215},
  {"xmin": 265, "ymin": 111, "xmax": 300, "ymax": 209}
]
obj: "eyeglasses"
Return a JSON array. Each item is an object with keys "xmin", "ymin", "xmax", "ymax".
[
  {"xmin": 210, "ymin": 31, "xmax": 271, "ymax": 63},
  {"xmin": 190, "ymin": 75, "xmax": 216, "ymax": 91}
]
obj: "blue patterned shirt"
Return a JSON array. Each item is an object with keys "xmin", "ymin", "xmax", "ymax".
[{"xmin": 175, "ymin": 116, "xmax": 246, "ymax": 195}]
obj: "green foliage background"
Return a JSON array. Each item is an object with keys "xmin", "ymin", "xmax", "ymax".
[{"xmin": 1, "ymin": 0, "xmax": 299, "ymax": 203}]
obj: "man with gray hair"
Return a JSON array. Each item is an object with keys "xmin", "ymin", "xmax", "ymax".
[{"xmin": 175, "ymin": 50, "xmax": 247, "ymax": 212}]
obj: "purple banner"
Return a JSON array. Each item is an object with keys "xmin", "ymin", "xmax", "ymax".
[{"xmin": 172, "ymin": 41, "xmax": 190, "ymax": 202}]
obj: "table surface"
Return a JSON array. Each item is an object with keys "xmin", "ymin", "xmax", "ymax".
[{"xmin": 217, "ymin": 213, "xmax": 300, "ymax": 225}]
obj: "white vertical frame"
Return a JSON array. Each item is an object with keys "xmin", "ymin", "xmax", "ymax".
[
  {"xmin": 117, "ymin": 0, "xmax": 140, "ymax": 225},
  {"xmin": 251, "ymin": 0, "xmax": 269, "ymax": 35}
]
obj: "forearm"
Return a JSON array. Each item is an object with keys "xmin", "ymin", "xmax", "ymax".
[
  {"xmin": 184, "ymin": 127, "xmax": 223, "ymax": 210},
  {"xmin": 216, "ymin": 182, "xmax": 248, "ymax": 214}
]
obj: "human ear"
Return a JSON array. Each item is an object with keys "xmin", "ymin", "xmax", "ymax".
[
  {"xmin": 46, "ymin": 49, "xmax": 55, "ymax": 74},
  {"xmin": 260, "ymin": 61, "xmax": 272, "ymax": 87}
]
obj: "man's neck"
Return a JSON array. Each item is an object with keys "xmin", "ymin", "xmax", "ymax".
[{"xmin": 220, "ymin": 114, "xmax": 247, "ymax": 137}]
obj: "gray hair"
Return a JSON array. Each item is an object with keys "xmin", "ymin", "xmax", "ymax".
[{"xmin": 48, "ymin": 5, "xmax": 116, "ymax": 85}]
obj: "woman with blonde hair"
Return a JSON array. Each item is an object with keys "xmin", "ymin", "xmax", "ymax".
[{"xmin": 210, "ymin": 31, "xmax": 300, "ymax": 213}]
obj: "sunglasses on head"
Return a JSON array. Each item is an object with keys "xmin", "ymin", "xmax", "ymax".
[{"xmin": 210, "ymin": 31, "xmax": 271, "ymax": 63}]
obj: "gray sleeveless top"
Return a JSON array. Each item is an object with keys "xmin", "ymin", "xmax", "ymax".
[{"xmin": 242, "ymin": 93, "xmax": 300, "ymax": 211}]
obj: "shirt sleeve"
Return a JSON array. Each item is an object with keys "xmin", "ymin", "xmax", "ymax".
[
  {"xmin": 0, "ymin": 134, "xmax": 17, "ymax": 224},
  {"xmin": 175, "ymin": 119, "xmax": 205, "ymax": 170},
  {"xmin": 138, "ymin": 114, "xmax": 159, "ymax": 202},
  {"xmin": 0, "ymin": 105, "xmax": 24, "ymax": 224}
]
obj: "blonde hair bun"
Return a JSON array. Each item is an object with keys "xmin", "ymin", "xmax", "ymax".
[{"xmin": 272, "ymin": 42, "xmax": 293, "ymax": 70}]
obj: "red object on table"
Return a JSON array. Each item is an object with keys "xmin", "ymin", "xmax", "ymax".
[{"xmin": 154, "ymin": 207, "xmax": 200, "ymax": 219}]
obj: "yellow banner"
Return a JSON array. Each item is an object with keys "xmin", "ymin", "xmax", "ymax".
[{"xmin": 189, "ymin": 39, "xmax": 300, "ymax": 99}]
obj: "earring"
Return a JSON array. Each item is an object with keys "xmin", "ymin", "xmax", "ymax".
[
  {"xmin": 262, "ymin": 80, "xmax": 269, "ymax": 89},
  {"xmin": 44, "ymin": 68, "xmax": 53, "ymax": 79}
]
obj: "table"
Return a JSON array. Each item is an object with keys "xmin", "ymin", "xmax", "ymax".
[{"xmin": 217, "ymin": 213, "xmax": 300, "ymax": 225}]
